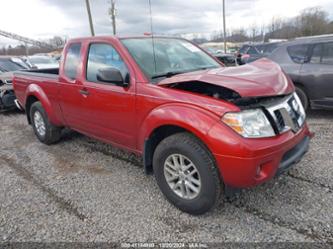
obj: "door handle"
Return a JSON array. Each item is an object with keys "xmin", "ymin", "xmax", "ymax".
[{"xmin": 79, "ymin": 88, "xmax": 89, "ymax": 96}]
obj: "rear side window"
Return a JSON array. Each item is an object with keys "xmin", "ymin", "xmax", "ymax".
[
  {"xmin": 310, "ymin": 44, "xmax": 322, "ymax": 64},
  {"xmin": 287, "ymin": 45, "xmax": 309, "ymax": 64},
  {"xmin": 322, "ymin": 42, "xmax": 333, "ymax": 65},
  {"xmin": 64, "ymin": 43, "xmax": 81, "ymax": 80},
  {"xmin": 310, "ymin": 42, "xmax": 333, "ymax": 65}
]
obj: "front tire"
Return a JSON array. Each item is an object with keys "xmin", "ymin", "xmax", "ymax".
[
  {"xmin": 30, "ymin": 101, "xmax": 62, "ymax": 145},
  {"xmin": 153, "ymin": 133, "xmax": 222, "ymax": 215}
]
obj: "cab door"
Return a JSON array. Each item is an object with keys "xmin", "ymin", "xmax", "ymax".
[
  {"xmin": 78, "ymin": 42, "xmax": 137, "ymax": 149},
  {"xmin": 299, "ymin": 42, "xmax": 333, "ymax": 108},
  {"xmin": 58, "ymin": 42, "xmax": 92, "ymax": 132}
]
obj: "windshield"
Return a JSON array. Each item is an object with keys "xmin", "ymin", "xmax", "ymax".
[
  {"xmin": 121, "ymin": 38, "xmax": 220, "ymax": 81},
  {"xmin": 11, "ymin": 58, "xmax": 30, "ymax": 69},
  {"xmin": 0, "ymin": 59, "xmax": 25, "ymax": 72},
  {"xmin": 29, "ymin": 56, "xmax": 57, "ymax": 64}
]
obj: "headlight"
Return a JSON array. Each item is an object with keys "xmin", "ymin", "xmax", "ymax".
[{"xmin": 222, "ymin": 109, "xmax": 275, "ymax": 138}]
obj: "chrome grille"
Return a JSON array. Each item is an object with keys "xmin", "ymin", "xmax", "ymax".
[
  {"xmin": 274, "ymin": 110, "xmax": 285, "ymax": 132},
  {"xmin": 266, "ymin": 93, "xmax": 306, "ymax": 134}
]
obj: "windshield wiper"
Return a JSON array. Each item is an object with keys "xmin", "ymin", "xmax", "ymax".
[
  {"xmin": 151, "ymin": 66, "xmax": 218, "ymax": 80},
  {"xmin": 151, "ymin": 71, "xmax": 187, "ymax": 79}
]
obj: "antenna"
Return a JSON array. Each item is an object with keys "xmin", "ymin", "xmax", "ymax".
[{"xmin": 148, "ymin": 0, "xmax": 157, "ymax": 74}]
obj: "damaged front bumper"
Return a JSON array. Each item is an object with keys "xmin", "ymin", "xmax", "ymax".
[
  {"xmin": 210, "ymin": 123, "xmax": 313, "ymax": 188},
  {"xmin": 0, "ymin": 84, "xmax": 17, "ymax": 110}
]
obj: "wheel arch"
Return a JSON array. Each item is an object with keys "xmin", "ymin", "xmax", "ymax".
[
  {"xmin": 25, "ymin": 95, "xmax": 39, "ymax": 124},
  {"xmin": 24, "ymin": 84, "xmax": 62, "ymax": 126},
  {"xmin": 139, "ymin": 105, "xmax": 220, "ymax": 174}
]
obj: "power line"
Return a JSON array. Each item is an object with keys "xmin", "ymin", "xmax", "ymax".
[{"xmin": 0, "ymin": 29, "xmax": 54, "ymax": 49}]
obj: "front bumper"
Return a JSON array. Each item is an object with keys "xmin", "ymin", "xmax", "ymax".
[
  {"xmin": 0, "ymin": 84, "xmax": 13, "ymax": 91},
  {"xmin": 208, "ymin": 122, "xmax": 312, "ymax": 188},
  {"xmin": 276, "ymin": 136, "xmax": 309, "ymax": 176}
]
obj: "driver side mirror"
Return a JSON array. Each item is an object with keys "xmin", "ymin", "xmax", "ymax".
[{"xmin": 96, "ymin": 67, "xmax": 129, "ymax": 87}]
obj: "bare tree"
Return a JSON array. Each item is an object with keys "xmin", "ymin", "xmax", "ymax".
[
  {"xmin": 48, "ymin": 36, "xmax": 66, "ymax": 48},
  {"xmin": 250, "ymin": 23, "xmax": 259, "ymax": 42},
  {"xmin": 296, "ymin": 7, "xmax": 330, "ymax": 36}
]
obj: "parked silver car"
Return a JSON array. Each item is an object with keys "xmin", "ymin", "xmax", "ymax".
[{"xmin": 267, "ymin": 35, "xmax": 333, "ymax": 110}]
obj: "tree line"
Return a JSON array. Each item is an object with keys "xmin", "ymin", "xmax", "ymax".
[
  {"xmin": 211, "ymin": 7, "xmax": 333, "ymax": 43},
  {"xmin": 1, "ymin": 6, "xmax": 332, "ymax": 55}
]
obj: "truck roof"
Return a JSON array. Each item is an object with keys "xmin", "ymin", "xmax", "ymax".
[{"xmin": 66, "ymin": 35, "xmax": 186, "ymax": 43}]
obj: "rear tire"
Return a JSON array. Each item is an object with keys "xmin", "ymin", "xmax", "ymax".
[
  {"xmin": 30, "ymin": 101, "xmax": 62, "ymax": 145},
  {"xmin": 153, "ymin": 132, "xmax": 222, "ymax": 215},
  {"xmin": 295, "ymin": 86, "xmax": 309, "ymax": 111}
]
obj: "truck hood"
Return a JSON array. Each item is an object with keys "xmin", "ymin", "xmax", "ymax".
[{"xmin": 157, "ymin": 58, "xmax": 294, "ymax": 97}]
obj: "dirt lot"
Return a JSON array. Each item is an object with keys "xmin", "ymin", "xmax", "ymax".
[{"xmin": 0, "ymin": 110, "xmax": 332, "ymax": 243}]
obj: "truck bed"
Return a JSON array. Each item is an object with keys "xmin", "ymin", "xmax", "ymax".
[{"xmin": 14, "ymin": 68, "xmax": 59, "ymax": 79}]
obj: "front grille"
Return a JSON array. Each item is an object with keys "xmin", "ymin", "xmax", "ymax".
[
  {"xmin": 265, "ymin": 93, "xmax": 306, "ymax": 134},
  {"xmin": 274, "ymin": 110, "xmax": 285, "ymax": 132}
]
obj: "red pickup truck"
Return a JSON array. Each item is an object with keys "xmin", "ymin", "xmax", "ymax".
[{"xmin": 13, "ymin": 36, "xmax": 312, "ymax": 214}]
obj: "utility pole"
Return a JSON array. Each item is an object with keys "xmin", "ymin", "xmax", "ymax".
[
  {"xmin": 85, "ymin": 0, "xmax": 95, "ymax": 36},
  {"xmin": 109, "ymin": 0, "xmax": 117, "ymax": 35},
  {"xmin": 24, "ymin": 42, "xmax": 29, "ymax": 56},
  {"xmin": 222, "ymin": 0, "xmax": 227, "ymax": 53}
]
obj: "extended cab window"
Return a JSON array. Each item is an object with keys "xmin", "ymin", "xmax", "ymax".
[
  {"xmin": 64, "ymin": 43, "xmax": 82, "ymax": 80},
  {"xmin": 86, "ymin": 43, "xmax": 128, "ymax": 83},
  {"xmin": 287, "ymin": 44, "xmax": 309, "ymax": 64}
]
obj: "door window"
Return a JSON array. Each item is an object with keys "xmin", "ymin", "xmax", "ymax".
[
  {"xmin": 287, "ymin": 44, "xmax": 309, "ymax": 64},
  {"xmin": 310, "ymin": 42, "xmax": 333, "ymax": 65},
  {"xmin": 64, "ymin": 43, "xmax": 82, "ymax": 80},
  {"xmin": 310, "ymin": 44, "xmax": 322, "ymax": 64},
  {"xmin": 86, "ymin": 43, "xmax": 128, "ymax": 83}
]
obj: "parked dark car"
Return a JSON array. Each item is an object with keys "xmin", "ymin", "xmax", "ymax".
[
  {"xmin": 238, "ymin": 43, "xmax": 280, "ymax": 64},
  {"xmin": 215, "ymin": 53, "xmax": 236, "ymax": 66},
  {"xmin": 0, "ymin": 56, "xmax": 29, "ymax": 111},
  {"xmin": 267, "ymin": 35, "xmax": 333, "ymax": 110},
  {"xmin": 238, "ymin": 44, "xmax": 262, "ymax": 63},
  {"xmin": 204, "ymin": 48, "xmax": 236, "ymax": 67}
]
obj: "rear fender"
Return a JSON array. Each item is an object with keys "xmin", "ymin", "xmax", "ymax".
[{"xmin": 25, "ymin": 84, "xmax": 62, "ymax": 126}]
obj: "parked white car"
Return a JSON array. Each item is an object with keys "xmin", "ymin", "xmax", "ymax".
[{"xmin": 26, "ymin": 56, "xmax": 59, "ymax": 69}]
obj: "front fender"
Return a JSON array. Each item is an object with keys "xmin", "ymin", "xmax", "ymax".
[
  {"xmin": 138, "ymin": 103, "xmax": 220, "ymax": 153},
  {"xmin": 25, "ymin": 84, "xmax": 62, "ymax": 126}
]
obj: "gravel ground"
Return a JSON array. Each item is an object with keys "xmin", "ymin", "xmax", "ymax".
[{"xmin": 0, "ymin": 110, "xmax": 332, "ymax": 244}]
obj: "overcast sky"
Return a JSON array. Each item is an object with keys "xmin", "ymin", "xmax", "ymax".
[{"xmin": 0, "ymin": 0, "xmax": 332, "ymax": 46}]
